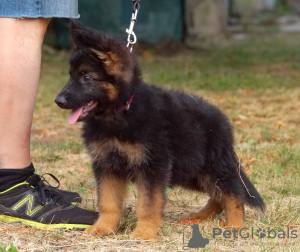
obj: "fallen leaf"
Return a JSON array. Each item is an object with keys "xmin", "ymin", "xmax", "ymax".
[
  {"xmin": 285, "ymin": 223, "xmax": 299, "ymax": 229},
  {"xmin": 180, "ymin": 218, "xmax": 202, "ymax": 225},
  {"xmin": 245, "ymin": 158, "xmax": 258, "ymax": 165},
  {"xmin": 220, "ymin": 218, "xmax": 226, "ymax": 228},
  {"xmin": 238, "ymin": 115, "xmax": 247, "ymax": 120},
  {"xmin": 47, "ymin": 131, "xmax": 58, "ymax": 136},
  {"xmin": 234, "ymin": 120, "xmax": 242, "ymax": 125},
  {"xmin": 34, "ymin": 129, "xmax": 47, "ymax": 139},
  {"xmin": 83, "ymin": 159, "xmax": 90, "ymax": 163},
  {"xmin": 59, "ymin": 178, "xmax": 67, "ymax": 185},
  {"xmin": 142, "ymin": 50, "xmax": 153, "ymax": 59},
  {"xmin": 275, "ymin": 121, "xmax": 286, "ymax": 128},
  {"xmin": 244, "ymin": 167, "xmax": 251, "ymax": 174},
  {"xmin": 67, "ymin": 154, "xmax": 79, "ymax": 158}
]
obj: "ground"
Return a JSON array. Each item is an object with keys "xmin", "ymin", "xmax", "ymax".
[{"xmin": 0, "ymin": 32, "xmax": 299, "ymax": 252}]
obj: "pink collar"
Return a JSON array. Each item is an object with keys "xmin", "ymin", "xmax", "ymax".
[{"xmin": 118, "ymin": 95, "xmax": 134, "ymax": 112}]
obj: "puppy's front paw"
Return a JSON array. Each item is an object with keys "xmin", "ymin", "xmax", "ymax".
[
  {"xmin": 85, "ymin": 224, "xmax": 114, "ymax": 237},
  {"xmin": 131, "ymin": 228, "xmax": 158, "ymax": 240}
]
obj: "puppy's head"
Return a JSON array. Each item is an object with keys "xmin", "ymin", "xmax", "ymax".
[{"xmin": 55, "ymin": 20, "xmax": 138, "ymax": 124}]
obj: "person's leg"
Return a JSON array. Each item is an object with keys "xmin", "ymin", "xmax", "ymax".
[
  {"xmin": 0, "ymin": 17, "xmax": 81, "ymax": 201},
  {"xmin": 0, "ymin": 17, "xmax": 50, "ymax": 169},
  {"xmin": 0, "ymin": 18, "xmax": 98, "ymax": 229}
]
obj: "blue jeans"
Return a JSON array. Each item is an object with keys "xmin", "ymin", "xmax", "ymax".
[{"xmin": 0, "ymin": 0, "xmax": 79, "ymax": 18}]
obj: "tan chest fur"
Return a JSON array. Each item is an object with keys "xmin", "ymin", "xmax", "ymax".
[{"xmin": 86, "ymin": 138, "xmax": 147, "ymax": 167}]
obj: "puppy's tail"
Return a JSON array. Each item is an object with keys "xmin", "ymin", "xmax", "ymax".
[{"xmin": 240, "ymin": 168, "xmax": 265, "ymax": 212}]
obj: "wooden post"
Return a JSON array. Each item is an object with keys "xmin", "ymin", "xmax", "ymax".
[{"xmin": 184, "ymin": 0, "xmax": 228, "ymax": 42}]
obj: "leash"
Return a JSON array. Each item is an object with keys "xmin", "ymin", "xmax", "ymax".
[
  {"xmin": 125, "ymin": 0, "xmax": 141, "ymax": 53},
  {"xmin": 121, "ymin": 0, "xmax": 140, "ymax": 112}
]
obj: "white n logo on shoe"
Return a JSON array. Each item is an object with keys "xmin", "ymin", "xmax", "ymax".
[{"xmin": 12, "ymin": 194, "xmax": 47, "ymax": 216}]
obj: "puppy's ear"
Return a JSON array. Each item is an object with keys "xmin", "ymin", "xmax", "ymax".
[
  {"xmin": 70, "ymin": 19, "xmax": 103, "ymax": 50},
  {"xmin": 70, "ymin": 19, "xmax": 93, "ymax": 49},
  {"xmin": 70, "ymin": 20, "xmax": 135, "ymax": 83},
  {"xmin": 90, "ymin": 47, "xmax": 134, "ymax": 83},
  {"xmin": 88, "ymin": 34, "xmax": 135, "ymax": 83}
]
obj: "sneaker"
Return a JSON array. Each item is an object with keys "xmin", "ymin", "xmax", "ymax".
[
  {"xmin": 0, "ymin": 175, "xmax": 98, "ymax": 230},
  {"xmin": 27, "ymin": 174, "xmax": 82, "ymax": 204}
]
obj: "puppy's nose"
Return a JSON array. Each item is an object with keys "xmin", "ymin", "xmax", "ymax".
[{"xmin": 55, "ymin": 95, "xmax": 67, "ymax": 108}]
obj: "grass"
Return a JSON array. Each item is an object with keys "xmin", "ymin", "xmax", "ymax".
[
  {"xmin": 1, "ymin": 32, "xmax": 299, "ymax": 251},
  {"xmin": 140, "ymin": 33, "xmax": 300, "ymax": 91}
]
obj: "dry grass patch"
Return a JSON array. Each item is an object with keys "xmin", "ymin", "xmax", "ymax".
[{"xmin": 1, "ymin": 33, "xmax": 299, "ymax": 251}]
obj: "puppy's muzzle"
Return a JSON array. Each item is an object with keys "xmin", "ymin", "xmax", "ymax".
[{"xmin": 55, "ymin": 94, "xmax": 68, "ymax": 109}]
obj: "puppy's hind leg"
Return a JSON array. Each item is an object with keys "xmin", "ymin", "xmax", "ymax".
[
  {"xmin": 188, "ymin": 198, "xmax": 223, "ymax": 220},
  {"xmin": 131, "ymin": 182, "xmax": 165, "ymax": 240},
  {"xmin": 223, "ymin": 195, "xmax": 245, "ymax": 230}
]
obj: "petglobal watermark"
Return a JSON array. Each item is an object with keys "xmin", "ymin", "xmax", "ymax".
[
  {"xmin": 215, "ymin": 241, "xmax": 296, "ymax": 248},
  {"xmin": 179, "ymin": 224, "xmax": 298, "ymax": 250},
  {"xmin": 213, "ymin": 227, "xmax": 298, "ymax": 239}
]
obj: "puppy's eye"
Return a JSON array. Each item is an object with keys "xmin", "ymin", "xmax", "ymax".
[{"xmin": 83, "ymin": 75, "xmax": 91, "ymax": 82}]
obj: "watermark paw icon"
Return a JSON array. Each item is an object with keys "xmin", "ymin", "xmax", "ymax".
[{"xmin": 256, "ymin": 228, "xmax": 266, "ymax": 238}]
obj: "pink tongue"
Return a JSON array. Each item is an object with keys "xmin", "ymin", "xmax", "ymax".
[{"xmin": 68, "ymin": 107, "xmax": 83, "ymax": 125}]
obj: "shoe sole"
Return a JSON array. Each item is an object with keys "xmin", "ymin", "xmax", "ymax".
[{"xmin": 0, "ymin": 215, "xmax": 90, "ymax": 230}]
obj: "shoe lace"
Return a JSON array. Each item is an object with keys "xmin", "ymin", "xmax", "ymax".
[{"xmin": 27, "ymin": 174, "xmax": 67, "ymax": 206}]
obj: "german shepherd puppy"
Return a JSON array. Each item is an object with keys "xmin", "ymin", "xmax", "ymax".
[{"xmin": 55, "ymin": 20, "xmax": 265, "ymax": 240}]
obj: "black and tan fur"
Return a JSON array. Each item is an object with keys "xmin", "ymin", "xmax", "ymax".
[{"xmin": 55, "ymin": 20, "xmax": 265, "ymax": 240}]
